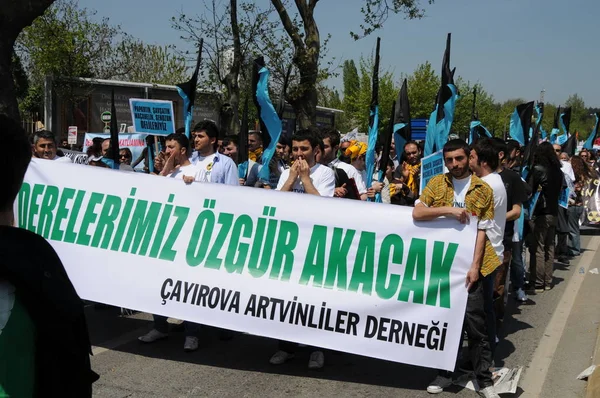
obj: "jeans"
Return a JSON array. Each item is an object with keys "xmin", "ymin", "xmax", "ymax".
[
  {"xmin": 483, "ymin": 270, "xmax": 497, "ymax": 357},
  {"xmin": 568, "ymin": 205, "xmax": 583, "ymax": 255},
  {"xmin": 530, "ymin": 214, "xmax": 557, "ymax": 288},
  {"xmin": 153, "ymin": 315, "xmax": 200, "ymax": 337},
  {"xmin": 439, "ymin": 279, "xmax": 494, "ymax": 388},
  {"xmin": 510, "ymin": 240, "xmax": 526, "ymax": 290}
]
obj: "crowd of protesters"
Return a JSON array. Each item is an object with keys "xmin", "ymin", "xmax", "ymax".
[{"xmin": 4, "ymin": 120, "xmax": 598, "ymax": 398}]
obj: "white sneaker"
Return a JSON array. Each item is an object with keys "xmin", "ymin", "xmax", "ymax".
[
  {"xmin": 183, "ymin": 336, "xmax": 199, "ymax": 352},
  {"xmin": 269, "ymin": 350, "xmax": 294, "ymax": 365},
  {"xmin": 138, "ymin": 329, "xmax": 168, "ymax": 343},
  {"xmin": 426, "ymin": 375, "xmax": 452, "ymax": 394},
  {"xmin": 308, "ymin": 351, "xmax": 325, "ymax": 370},
  {"xmin": 479, "ymin": 386, "xmax": 500, "ymax": 398}
]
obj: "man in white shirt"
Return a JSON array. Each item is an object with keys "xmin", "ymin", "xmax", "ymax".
[
  {"xmin": 190, "ymin": 120, "xmax": 239, "ymax": 186},
  {"xmin": 272, "ymin": 129, "xmax": 334, "ymax": 370},
  {"xmin": 469, "ymin": 137, "xmax": 507, "ymax": 358},
  {"xmin": 319, "ymin": 128, "xmax": 367, "ymax": 200},
  {"xmin": 276, "ymin": 129, "xmax": 335, "ymax": 197},
  {"xmin": 140, "ymin": 132, "xmax": 203, "ymax": 351},
  {"xmin": 158, "ymin": 133, "xmax": 198, "ymax": 182},
  {"xmin": 30, "ymin": 130, "xmax": 72, "ymax": 163}
]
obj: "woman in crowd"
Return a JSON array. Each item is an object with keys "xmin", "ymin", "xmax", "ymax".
[{"xmin": 569, "ymin": 155, "xmax": 596, "ymax": 256}]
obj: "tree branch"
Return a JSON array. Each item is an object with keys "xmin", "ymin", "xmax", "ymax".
[{"xmin": 270, "ymin": 0, "xmax": 305, "ymax": 52}]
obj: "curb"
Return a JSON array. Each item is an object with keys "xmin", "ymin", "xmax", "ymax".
[{"xmin": 587, "ymin": 324, "xmax": 600, "ymax": 398}]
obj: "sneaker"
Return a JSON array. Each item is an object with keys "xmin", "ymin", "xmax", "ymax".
[
  {"xmin": 183, "ymin": 336, "xmax": 199, "ymax": 352},
  {"xmin": 479, "ymin": 386, "xmax": 500, "ymax": 398},
  {"xmin": 516, "ymin": 288, "xmax": 528, "ymax": 302},
  {"xmin": 138, "ymin": 329, "xmax": 168, "ymax": 343},
  {"xmin": 269, "ymin": 350, "xmax": 294, "ymax": 365},
  {"xmin": 544, "ymin": 285, "xmax": 552, "ymax": 291},
  {"xmin": 426, "ymin": 375, "xmax": 452, "ymax": 394},
  {"xmin": 308, "ymin": 350, "xmax": 325, "ymax": 370}
]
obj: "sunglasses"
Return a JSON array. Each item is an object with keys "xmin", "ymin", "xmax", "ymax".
[{"xmin": 119, "ymin": 154, "xmax": 131, "ymax": 159}]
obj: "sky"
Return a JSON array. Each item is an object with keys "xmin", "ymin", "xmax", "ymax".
[{"xmin": 78, "ymin": 0, "xmax": 600, "ymax": 107}]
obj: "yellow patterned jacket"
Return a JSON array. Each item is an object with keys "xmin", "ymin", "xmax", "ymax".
[{"xmin": 418, "ymin": 172, "xmax": 500, "ymax": 277}]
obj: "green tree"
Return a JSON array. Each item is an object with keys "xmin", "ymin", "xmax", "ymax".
[
  {"xmin": 564, "ymin": 93, "xmax": 595, "ymax": 138},
  {"xmin": 16, "ymin": 0, "xmax": 129, "ymax": 118},
  {"xmin": 342, "ymin": 59, "xmax": 361, "ymax": 117},
  {"xmin": 405, "ymin": 61, "xmax": 438, "ymax": 119},
  {"xmin": 352, "ymin": 56, "xmax": 397, "ymax": 134},
  {"xmin": 453, "ymin": 79, "xmax": 497, "ymax": 139},
  {"xmin": 116, "ymin": 42, "xmax": 188, "ymax": 85},
  {"xmin": 270, "ymin": 0, "xmax": 432, "ymax": 129}
]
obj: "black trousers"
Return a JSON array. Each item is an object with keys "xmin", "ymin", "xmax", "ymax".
[{"xmin": 440, "ymin": 278, "xmax": 493, "ymax": 388}]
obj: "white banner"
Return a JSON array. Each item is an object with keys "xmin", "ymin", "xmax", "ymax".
[{"xmin": 15, "ymin": 159, "xmax": 477, "ymax": 371}]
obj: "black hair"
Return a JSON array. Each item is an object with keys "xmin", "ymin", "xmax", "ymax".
[
  {"xmin": 119, "ymin": 147, "xmax": 133, "ymax": 159},
  {"xmin": 192, "ymin": 120, "xmax": 220, "ymax": 139},
  {"xmin": 533, "ymin": 142, "xmax": 562, "ymax": 171},
  {"xmin": 320, "ymin": 128, "xmax": 341, "ymax": 148},
  {"xmin": 30, "ymin": 130, "xmax": 57, "ymax": 145},
  {"xmin": 471, "ymin": 137, "xmax": 499, "ymax": 170},
  {"xmin": 222, "ymin": 135, "xmax": 238, "ymax": 148},
  {"xmin": 176, "ymin": 127, "xmax": 186, "ymax": 135},
  {"xmin": 2, "ymin": 115, "xmax": 31, "ymax": 210},
  {"xmin": 443, "ymin": 139, "xmax": 470, "ymax": 157},
  {"xmin": 292, "ymin": 128, "xmax": 321, "ymax": 149},
  {"xmin": 87, "ymin": 137, "xmax": 104, "ymax": 158},
  {"xmin": 491, "ymin": 137, "xmax": 508, "ymax": 156},
  {"xmin": 278, "ymin": 135, "xmax": 291, "ymax": 147},
  {"xmin": 506, "ymin": 140, "xmax": 521, "ymax": 154},
  {"xmin": 165, "ymin": 133, "xmax": 191, "ymax": 155}
]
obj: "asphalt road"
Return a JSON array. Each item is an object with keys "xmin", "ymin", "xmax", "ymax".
[{"xmin": 88, "ymin": 234, "xmax": 600, "ymax": 397}]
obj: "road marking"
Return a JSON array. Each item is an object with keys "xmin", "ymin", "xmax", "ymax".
[
  {"xmin": 92, "ymin": 326, "xmax": 150, "ymax": 356},
  {"xmin": 521, "ymin": 236, "xmax": 599, "ymax": 397}
]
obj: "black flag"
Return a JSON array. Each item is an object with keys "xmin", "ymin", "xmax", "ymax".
[
  {"xmin": 562, "ymin": 133, "xmax": 577, "ymax": 156},
  {"xmin": 251, "ymin": 56, "xmax": 270, "ymax": 149},
  {"xmin": 109, "ymin": 89, "xmax": 120, "ymax": 168},
  {"xmin": 378, "ymin": 100, "xmax": 395, "ymax": 176},
  {"xmin": 176, "ymin": 38, "xmax": 204, "ymax": 138},
  {"xmin": 393, "ymin": 78, "xmax": 411, "ymax": 153}
]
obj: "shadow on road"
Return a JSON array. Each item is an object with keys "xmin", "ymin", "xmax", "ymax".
[{"xmin": 89, "ymin": 313, "xmax": 438, "ymax": 391}]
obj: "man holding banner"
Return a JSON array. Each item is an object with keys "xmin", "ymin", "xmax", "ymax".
[{"xmin": 413, "ymin": 139, "xmax": 500, "ymax": 398}]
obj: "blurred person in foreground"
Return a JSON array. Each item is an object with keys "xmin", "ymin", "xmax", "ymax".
[{"xmin": 0, "ymin": 115, "xmax": 98, "ymax": 396}]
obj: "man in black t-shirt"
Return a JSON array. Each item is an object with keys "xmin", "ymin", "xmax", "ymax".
[{"xmin": 492, "ymin": 139, "xmax": 529, "ymax": 311}]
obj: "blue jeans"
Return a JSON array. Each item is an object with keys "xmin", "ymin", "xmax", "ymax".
[
  {"xmin": 510, "ymin": 240, "xmax": 525, "ymax": 290},
  {"xmin": 568, "ymin": 206, "xmax": 583, "ymax": 256},
  {"xmin": 153, "ymin": 315, "xmax": 200, "ymax": 337}
]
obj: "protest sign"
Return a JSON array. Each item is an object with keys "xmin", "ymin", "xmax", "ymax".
[
  {"xmin": 129, "ymin": 98, "xmax": 176, "ymax": 136},
  {"xmin": 420, "ymin": 150, "xmax": 445, "ymax": 191},
  {"xmin": 581, "ymin": 176, "xmax": 600, "ymax": 227},
  {"xmin": 83, "ymin": 133, "xmax": 147, "ymax": 171},
  {"xmin": 16, "ymin": 159, "xmax": 477, "ymax": 371},
  {"xmin": 68, "ymin": 126, "xmax": 78, "ymax": 145}
]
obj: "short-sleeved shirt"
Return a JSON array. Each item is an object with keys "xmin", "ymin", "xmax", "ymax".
[
  {"xmin": 418, "ymin": 172, "xmax": 500, "ymax": 277},
  {"xmin": 276, "ymin": 164, "xmax": 335, "ymax": 197}
]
